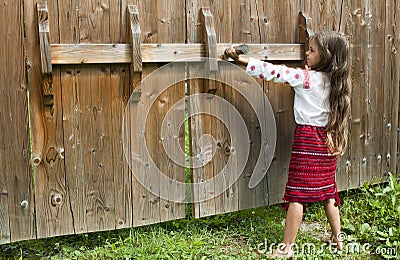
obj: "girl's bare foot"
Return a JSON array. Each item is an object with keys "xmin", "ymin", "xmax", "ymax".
[
  {"xmin": 331, "ymin": 235, "xmax": 344, "ymax": 251},
  {"xmin": 268, "ymin": 245, "xmax": 294, "ymax": 259}
]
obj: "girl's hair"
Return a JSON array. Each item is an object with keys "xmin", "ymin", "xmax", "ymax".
[{"xmin": 312, "ymin": 31, "xmax": 351, "ymax": 155}]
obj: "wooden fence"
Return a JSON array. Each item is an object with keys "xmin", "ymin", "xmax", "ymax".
[{"xmin": 0, "ymin": 0, "xmax": 399, "ymax": 244}]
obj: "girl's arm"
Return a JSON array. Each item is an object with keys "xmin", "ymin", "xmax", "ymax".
[{"xmin": 225, "ymin": 47, "xmax": 306, "ymax": 88}]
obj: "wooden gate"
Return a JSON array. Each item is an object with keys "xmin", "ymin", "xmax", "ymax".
[{"xmin": 0, "ymin": 0, "xmax": 399, "ymax": 244}]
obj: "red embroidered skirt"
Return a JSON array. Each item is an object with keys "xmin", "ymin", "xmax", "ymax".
[{"xmin": 282, "ymin": 124, "xmax": 340, "ymax": 210}]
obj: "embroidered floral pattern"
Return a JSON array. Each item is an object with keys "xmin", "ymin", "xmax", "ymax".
[{"xmin": 303, "ymin": 69, "xmax": 310, "ymax": 89}]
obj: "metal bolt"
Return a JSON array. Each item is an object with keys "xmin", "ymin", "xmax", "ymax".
[
  {"xmin": 20, "ymin": 200, "xmax": 28, "ymax": 208},
  {"xmin": 387, "ymin": 123, "xmax": 392, "ymax": 129},
  {"xmin": 362, "ymin": 157, "xmax": 367, "ymax": 164},
  {"xmin": 387, "ymin": 154, "xmax": 391, "ymax": 160},
  {"xmin": 377, "ymin": 155, "xmax": 382, "ymax": 161},
  {"xmin": 51, "ymin": 194, "xmax": 63, "ymax": 206},
  {"xmin": 346, "ymin": 160, "xmax": 351, "ymax": 167}
]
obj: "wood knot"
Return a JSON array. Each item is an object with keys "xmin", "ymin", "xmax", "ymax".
[
  {"xmin": 46, "ymin": 147, "xmax": 58, "ymax": 163},
  {"xmin": 224, "ymin": 142, "xmax": 231, "ymax": 156},
  {"xmin": 51, "ymin": 194, "xmax": 63, "ymax": 206},
  {"xmin": 33, "ymin": 157, "xmax": 42, "ymax": 166}
]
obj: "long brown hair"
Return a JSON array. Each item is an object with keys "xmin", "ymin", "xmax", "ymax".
[{"xmin": 312, "ymin": 31, "xmax": 351, "ymax": 155}]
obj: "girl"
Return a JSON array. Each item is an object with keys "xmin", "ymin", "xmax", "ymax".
[{"xmin": 225, "ymin": 31, "xmax": 351, "ymax": 258}]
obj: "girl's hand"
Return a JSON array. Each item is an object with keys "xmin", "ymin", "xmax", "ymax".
[
  {"xmin": 224, "ymin": 46, "xmax": 249, "ymax": 66},
  {"xmin": 224, "ymin": 46, "xmax": 240, "ymax": 61}
]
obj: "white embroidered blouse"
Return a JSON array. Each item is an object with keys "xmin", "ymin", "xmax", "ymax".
[{"xmin": 246, "ymin": 57, "xmax": 331, "ymax": 127}]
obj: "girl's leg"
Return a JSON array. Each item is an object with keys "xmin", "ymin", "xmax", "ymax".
[
  {"xmin": 322, "ymin": 198, "xmax": 343, "ymax": 250},
  {"xmin": 271, "ymin": 202, "xmax": 303, "ymax": 258}
]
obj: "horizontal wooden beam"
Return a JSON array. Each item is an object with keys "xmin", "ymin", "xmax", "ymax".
[{"xmin": 50, "ymin": 43, "xmax": 304, "ymax": 65}]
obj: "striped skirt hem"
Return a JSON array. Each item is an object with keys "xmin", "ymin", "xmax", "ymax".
[{"xmin": 282, "ymin": 124, "xmax": 340, "ymax": 211}]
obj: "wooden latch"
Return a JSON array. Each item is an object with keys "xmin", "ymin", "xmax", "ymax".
[
  {"xmin": 37, "ymin": 1, "xmax": 52, "ymax": 74},
  {"xmin": 128, "ymin": 5, "xmax": 142, "ymax": 72}
]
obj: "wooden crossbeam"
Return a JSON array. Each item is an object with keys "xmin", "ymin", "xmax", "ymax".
[{"xmin": 50, "ymin": 43, "xmax": 304, "ymax": 65}]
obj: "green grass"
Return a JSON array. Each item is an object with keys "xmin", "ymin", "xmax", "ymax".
[{"xmin": 1, "ymin": 174, "xmax": 399, "ymax": 259}]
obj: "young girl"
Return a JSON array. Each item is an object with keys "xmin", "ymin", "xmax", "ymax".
[{"xmin": 225, "ymin": 31, "xmax": 351, "ymax": 258}]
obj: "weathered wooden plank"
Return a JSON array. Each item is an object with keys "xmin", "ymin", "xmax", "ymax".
[
  {"xmin": 358, "ymin": 0, "xmax": 373, "ymax": 185},
  {"xmin": 112, "ymin": 1, "xmax": 134, "ymax": 229},
  {"xmin": 58, "ymin": 0, "xmax": 79, "ymax": 44},
  {"xmin": 383, "ymin": 0, "xmax": 399, "ymax": 178},
  {"xmin": 367, "ymin": 0, "xmax": 385, "ymax": 182},
  {"xmin": 130, "ymin": 0, "xmax": 186, "ymax": 226},
  {"xmin": 84, "ymin": 0, "xmax": 114, "ymax": 233},
  {"xmin": 187, "ymin": 0, "xmax": 216, "ymax": 218},
  {"xmin": 110, "ymin": 64, "xmax": 133, "ymax": 229},
  {"xmin": 262, "ymin": 0, "xmax": 301, "ymax": 205},
  {"xmin": 0, "ymin": 0, "xmax": 11, "ymax": 243},
  {"xmin": 129, "ymin": 65, "xmax": 159, "ymax": 226},
  {"xmin": 79, "ymin": 0, "xmax": 111, "ymax": 44},
  {"xmin": 393, "ymin": 0, "xmax": 400, "ymax": 174},
  {"xmin": 149, "ymin": 0, "xmax": 186, "ymax": 224},
  {"xmin": 119, "ymin": 0, "xmax": 136, "ymax": 229},
  {"xmin": 61, "ymin": 66, "xmax": 86, "ymax": 234},
  {"xmin": 31, "ymin": 0, "xmax": 75, "ymax": 240},
  {"xmin": 335, "ymin": 1, "xmax": 352, "ymax": 191},
  {"xmin": 60, "ymin": 0, "xmax": 115, "ymax": 234},
  {"xmin": 0, "ymin": 0, "xmax": 10, "ymax": 244},
  {"xmin": 232, "ymin": 0, "xmax": 267, "ymax": 211},
  {"xmin": 54, "ymin": 0, "xmax": 81, "ymax": 237},
  {"xmin": 188, "ymin": 65, "xmax": 216, "ymax": 218},
  {"xmin": 127, "ymin": 0, "xmax": 155, "ymax": 227},
  {"xmin": 86, "ymin": 66, "xmax": 115, "ymax": 232},
  {"xmin": 34, "ymin": 69, "xmax": 75, "ymax": 239},
  {"xmin": 346, "ymin": 0, "xmax": 363, "ymax": 189},
  {"xmin": 63, "ymin": 65, "xmax": 117, "ymax": 234},
  {"xmin": 1, "ymin": 0, "xmax": 35, "ymax": 243},
  {"xmin": 187, "ymin": 75, "xmax": 205, "ymax": 218},
  {"xmin": 50, "ymin": 43, "xmax": 304, "ymax": 64},
  {"xmin": 203, "ymin": 1, "xmax": 235, "ymax": 217},
  {"xmin": 219, "ymin": 0, "xmax": 260, "ymax": 214},
  {"xmin": 152, "ymin": 63, "xmax": 186, "ymax": 222},
  {"xmin": 301, "ymin": 0, "xmax": 343, "ymax": 32}
]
